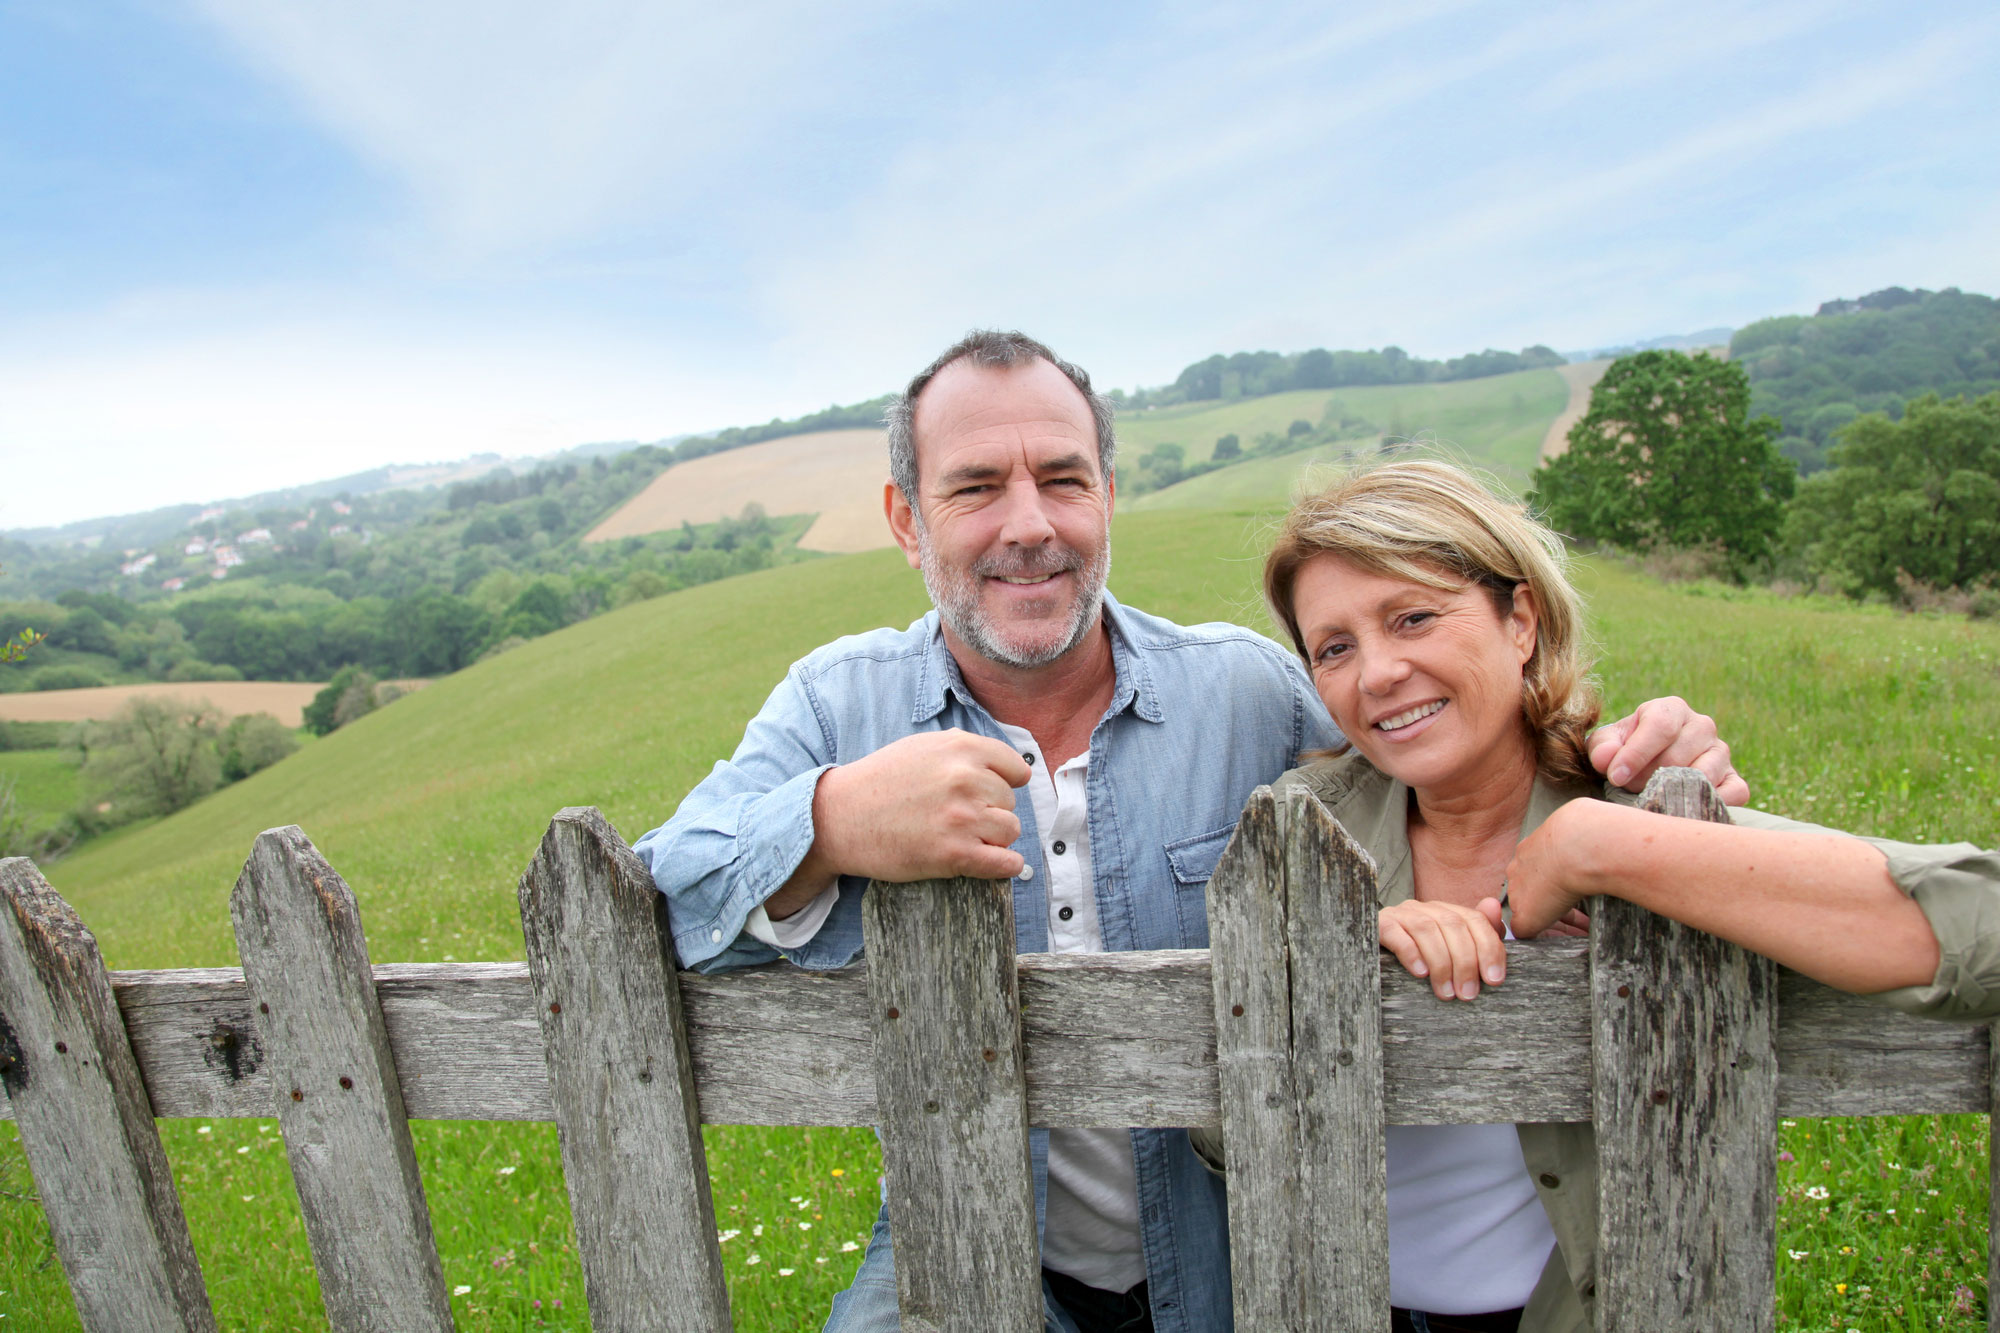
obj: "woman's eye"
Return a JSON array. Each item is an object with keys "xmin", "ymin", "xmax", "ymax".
[
  {"xmin": 1400, "ymin": 611, "xmax": 1435, "ymax": 630},
  {"xmin": 1314, "ymin": 641, "xmax": 1350, "ymax": 665}
]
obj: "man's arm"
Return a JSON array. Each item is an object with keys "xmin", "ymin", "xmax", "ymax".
[{"xmin": 762, "ymin": 730, "xmax": 1032, "ymax": 919}]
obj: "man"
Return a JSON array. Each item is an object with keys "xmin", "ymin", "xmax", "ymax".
[{"xmin": 636, "ymin": 330, "xmax": 1738, "ymax": 1333}]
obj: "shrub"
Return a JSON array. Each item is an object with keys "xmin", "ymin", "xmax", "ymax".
[
  {"xmin": 219, "ymin": 713, "xmax": 301, "ymax": 782},
  {"xmin": 167, "ymin": 659, "xmax": 245, "ymax": 682},
  {"xmin": 31, "ymin": 665, "xmax": 106, "ymax": 691},
  {"xmin": 78, "ymin": 697, "xmax": 223, "ymax": 819}
]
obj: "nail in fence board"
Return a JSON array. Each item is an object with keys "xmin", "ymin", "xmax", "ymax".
[
  {"xmin": 863, "ymin": 875, "xmax": 1040, "ymax": 1332},
  {"xmin": 517, "ymin": 807, "xmax": 731, "ymax": 1332},
  {"xmin": 0, "ymin": 857, "xmax": 215, "ymax": 1333},
  {"xmin": 1208, "ymin": 785, "xmax": 1390, "ymax": 1331},
  {"xmin": 1592, "ymin": 769, "xmax": 1777, "ymax": 1332},
  {"xmin": 229, "ymin": 828, "xmax": 452, "ymax": 1333}
]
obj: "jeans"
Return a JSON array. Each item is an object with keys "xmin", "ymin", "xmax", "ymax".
[{"xmin": 823, "ymin": 1206, "xmax": 1139, "ymax": 1333}]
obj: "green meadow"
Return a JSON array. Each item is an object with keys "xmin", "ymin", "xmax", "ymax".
[
  {"xmin": 1117, "ymin": 367, "xmax": 1569, "ymax": 487},
  {"xmin": 5, "ymin": 505, "xmax": 1999, "ymax": 1329}
]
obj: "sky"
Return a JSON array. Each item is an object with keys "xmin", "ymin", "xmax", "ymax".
[{"xmin": 3, "ymin": 0, "xmax": 1997, "ymax": 529}]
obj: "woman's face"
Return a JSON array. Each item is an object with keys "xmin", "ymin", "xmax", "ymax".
[{"xmin": 1290, "ymin": 553, "xmax": 1540, "ymax": 797}]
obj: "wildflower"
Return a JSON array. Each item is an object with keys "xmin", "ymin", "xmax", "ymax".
[
  {"xmin": 1839, "ymin": 1246, "xmax": 1854, "ymax": 1255},
  {"xmin": 240, "ymin": 1195, "xmax": 255, "ymax": 1203},
  {"xmin": 816, "ymin": 1257, "xmax": 828, "ymax": 1264},
  {"xmin": 752, "ymin": 1224, "xmax": 764, "ymax": 1237},
  {"xmin": 800, "ymin": 1223, "xmax": 813, "ymax": 1231},
  {"xmin": 718, "ymin": 1229, "xmax": 741, "ymax": 1244},
  {"xmin": 1776, "ymin": 1150, "xmax": 1793, "ymax": 1162},
  {"xmin": 747, "ymin": 1254, "xmax": 762, "ymax": 1266},
  {"xmin": 1805, "ymin": 1186, "xmax": 1829, "ymax": 1200},
  {"xmin": 1834, "ymin": 1283, "xmax": 1847, "ymax": 1294},
  {"xmin": 1787, "ymin": 1250, "xmax": 1809, "ymax": 1260},
  {"xmin": 831, "ymin": 1168, "xmax": 846, "ymax": 1177},
  {"xmin": 840, "ymin": 1241, "xmax": 860, "ymax": 1253},
  {"xmin": 236, "ymin": 1146, "xmax": 250, "ymax": 1155},
  {"xmin": 498, "ymin": 1166, "xmax": 517, "ymax": 1176},
  {"xmin": 533, "ymin": 1301, "xmax": 542, "ymax": 1310},
  {"xmin": 453, "ymin": 1285, "xmax": 472, "ymax": 1296},
  {"xmin": 778, "ymin": 1268, "xmax": 795, "ymax": 1276},
  {"xmin": 197, "ymin": 1126, "xmax": 212, "ymax": 1135}
]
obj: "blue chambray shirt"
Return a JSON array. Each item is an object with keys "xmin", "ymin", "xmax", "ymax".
[{"xmin": 635, "ymin": 590, "xmax": 1342, "ymax": 1332}]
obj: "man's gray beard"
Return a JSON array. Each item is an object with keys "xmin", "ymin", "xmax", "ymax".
[{"xmin": 915, "ymin": 522, "xmax": 1111, "ymax": 671}]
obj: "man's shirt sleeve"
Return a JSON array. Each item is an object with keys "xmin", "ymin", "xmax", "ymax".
[{"xmin": 632, "ymin": 664, "xmax": 839, "ymax": 972}]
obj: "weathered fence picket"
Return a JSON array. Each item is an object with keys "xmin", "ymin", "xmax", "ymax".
[
  {"xmin": 231, "ymin": 825, "xmax": 453, "ymax": 1332},
  {"xmin": 518, "ymin": 805, "xmax": 732, "ymax": 1332},
  {"xmin": 1592, "ymin": 770, "xmax": 1776, "ymax": 1331},
  {"xmin": 1, "ymin": 768, "xmax": 1995, "ymax": 1332},
  {"xmin": 863, "ymin": 874, "xmax": 1040, "ymax": 1332},
  {"xmin": 0, "ymin": 857, "xmax": 214, "ymax": 1333}
]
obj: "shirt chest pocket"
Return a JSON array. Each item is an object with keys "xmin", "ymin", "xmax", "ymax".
[{"xmin": 1164, "ymin": 823, "xmax": 1238, "ymax": 947}]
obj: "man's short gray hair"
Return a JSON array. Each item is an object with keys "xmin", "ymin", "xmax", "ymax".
[{"xmin": 885, "ymin": 330, "xmax": 1116, "ymax": 505}]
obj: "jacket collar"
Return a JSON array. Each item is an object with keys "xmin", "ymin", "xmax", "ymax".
[{"xmin": 910, "ymin": 590, "xmax": 1162, "ymax": 727}]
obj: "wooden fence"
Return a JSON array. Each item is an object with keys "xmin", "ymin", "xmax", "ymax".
[{"xmin": 1, "ymin": 769, "xmax": 1995, "ymax": 1331}]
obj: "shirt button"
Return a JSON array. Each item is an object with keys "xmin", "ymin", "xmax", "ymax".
[
  {"xmin": 1019, "ymin": 866, "xmax": 1035, "ymax": 882},
  {"xmin": 1058, "ymin": 905, "xmax": 1074, "ymax": 921},
  {"xmin": 1539, "ymin": 1173, "xmax": 1560, "ymax": 1189},
  {"xmin": 1023, "ymin": 752, "xmax": 1036, "ymax": 766},
  {"xmin": 1052, "ymin": 840, "xmax": 1067, "ymax": 855},
  {"xmin": 710, "ymin": 928, "xmax": 723, "ymax": 943}
]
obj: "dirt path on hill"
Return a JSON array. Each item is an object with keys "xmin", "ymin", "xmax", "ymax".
[{"xmin": 1540, "ymin": 359, "xmax": 1611, "ymax": 461}]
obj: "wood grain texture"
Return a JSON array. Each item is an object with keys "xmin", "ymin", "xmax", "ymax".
[
  {"xmin": 1592, "ymin": 769, "xmax": 1777, "ymax": 1333},
  {"xmin": 230, "ymin": 827, "xmax": 451, "ymax": 1333},
  {"xmin": 1209, "ymin": 785, "xmax": 1391, "ymax": 1331},
  {"xmin": 517, "ymin": 807, "xmax": 731, "ymax": 1332},
  {"xmin": 863, "ymin": 876, "xmax": 1039, "ymax": 1333},
  {"xmin": 1989, "ymin": 1019, "xmax": 1999, "ymax": 1333},
  {"xmin": 0, "ymin": 857, "xmax": 214, "ymax": 1333},
  {"xmin": 0, "ymin": 951, "xmax": 1980, "ymax": 1129}
]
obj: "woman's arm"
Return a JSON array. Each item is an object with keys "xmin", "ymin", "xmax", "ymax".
[{"xmin": 1504, "ymin": 801, "xmax": 1941, "ymax": 994}]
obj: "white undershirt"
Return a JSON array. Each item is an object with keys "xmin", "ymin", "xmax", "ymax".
[
  {"xmin": 748, "ymin": 725, "xmax": 1146, "ymax": 1295},
  {"xmin": 1385, "ymin": 920, "xmax": 1557, "ymax": 1312},
  {"xmin": 995, "ymin": 722, "xmax": 1146, "ymax": 1295}
]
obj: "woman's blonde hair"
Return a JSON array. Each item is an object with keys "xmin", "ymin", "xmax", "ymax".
[{"xmin": 1263, "ymin": 459, "xmax": 1601, "ymax": 785}]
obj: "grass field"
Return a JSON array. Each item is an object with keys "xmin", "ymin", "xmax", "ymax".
[
  {"xmin": 4, "ymin": 508, "xmax": 1997, "ymax": 1329},
  {"xmin": 0, "ymin": 748, "xmax": 83, "ymax": 837},
  {"xmin": 1116, "ymin": 367, "xmax": 1569, "ymax": 484}
]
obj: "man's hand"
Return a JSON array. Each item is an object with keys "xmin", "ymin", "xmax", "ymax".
[
  {"xmin": 1588, "ymin": 695, "xmax": 1748, "ymax": 805},
  {"xmin": 768, "ymin": 730, "xmax": 1031, "ymax": 917},
  {"xmin": 1502, "ymin": 799, "xmax": 1602, "ymax": 938}
]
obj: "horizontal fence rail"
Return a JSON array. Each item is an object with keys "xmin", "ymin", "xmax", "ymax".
[
  {"xmin": 1, "ymin": 945, "xmax": 1985, "ymax": 1129},
  {"xmin": 3, "ymin": 771, "xmax": 1998, "ymax": 1333}
]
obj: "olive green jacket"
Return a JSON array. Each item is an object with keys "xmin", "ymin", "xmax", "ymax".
[{"xmin": 1196, "ymin": 753, "xmax": 2000, "ymax": 1333}]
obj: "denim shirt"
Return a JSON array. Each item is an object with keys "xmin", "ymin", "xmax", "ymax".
[{"xmin": 636, "ymin": 591, "xmax": 1342, "ymax": 1332}]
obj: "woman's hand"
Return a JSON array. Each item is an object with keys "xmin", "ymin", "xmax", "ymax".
[
  {"xmin": 1501, "ymin": 800, "xmax": 1604, "ymax": 938},
  {"xmin": 1378, "ymin": 898, "xmax": 1507, "ymax": 1000}
]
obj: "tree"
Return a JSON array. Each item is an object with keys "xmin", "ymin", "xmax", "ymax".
[
  {"xmin": 1784, "ymin": 392, "xmax": 2000, "ymax": 597},
  {"xmin": 303, "ymin": 665, "xmax": 380, "ymax": 736},
  {"xmin": 1530, "ymin": 350, "xmax": 1795, "ymax": 568},
  {"xmin": 1212, "ymin": 433, "xmax": 1241, "ymax": 461},
  {"xmin": 80, "ymin": 697, "xmax": 223, "ymax": 819},
  {"xmin": 219, "ymin": 712, "xmax": 302, "ymax": 781}
]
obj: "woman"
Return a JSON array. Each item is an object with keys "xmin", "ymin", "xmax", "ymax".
[{"xmin": 1236, "ymin": 460, "xmax": 1995, "ymax": 1333}]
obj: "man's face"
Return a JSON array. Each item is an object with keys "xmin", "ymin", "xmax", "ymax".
[{"xmin": 887, "ymin": 357, "xmax": 1114, "ymax": 671}]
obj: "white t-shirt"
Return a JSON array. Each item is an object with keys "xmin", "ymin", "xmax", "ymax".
[{"xmin": 1384, "ymin": 928, "xmax": 1557, "ymax": 1312}]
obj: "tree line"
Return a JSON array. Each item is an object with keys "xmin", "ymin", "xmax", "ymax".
[{"xmin": 1112, "ymin": 344, "xmax": 1566, "ymax": 410}]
